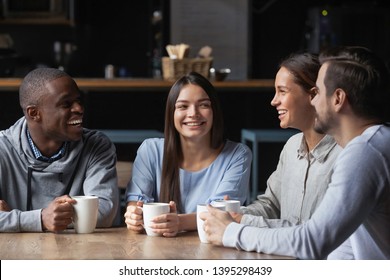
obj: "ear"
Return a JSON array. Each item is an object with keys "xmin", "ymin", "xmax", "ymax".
[
  {"xmin": 333, "ymin": 88, "xmax": 348, "ymax": 113},
  {"xmin": 309, "ymin": 87, "xmax": 317, "ymax": 100},
  {"xmin": 26, "ymin": 105, "xmax": 41, "ymax": 122}
]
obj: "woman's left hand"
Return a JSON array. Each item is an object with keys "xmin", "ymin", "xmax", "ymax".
[{"xmin": 149, "ymin": 201, "xmax": 180, "ymax": 237}]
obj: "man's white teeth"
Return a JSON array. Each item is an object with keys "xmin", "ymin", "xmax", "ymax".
[
  {"xmin": 68, "ymin": 120, "xmax": 82, "ymax": 125},
  {"xmin": 278, "ymin": 110, "xmax": 287, "ymax": 115}
]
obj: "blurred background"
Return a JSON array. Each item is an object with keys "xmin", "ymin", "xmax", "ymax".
[
  {"xmin": 1, "ymin": 0, "xmax": 389, "ymax": 196},
  {"xmin": 0, "ymin": 0, "xmax": 389, "ymax": 78}
]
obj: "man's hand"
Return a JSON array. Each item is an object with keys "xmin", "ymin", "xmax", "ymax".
[
  {"xmin": 41, "ymin": 195, "xmax": 76, "ymax": 232},
  {"xmin": 222, "ymin": 195, "xmax": 242, "ymax": 222},
  {"xmin": 0, "ymin": 200, "xmax": 11, "ymax": 211},
  {"xmin": 230, "ymin": 212, "xmax": 243, "ymax": 223},
  {"xmin": 199, "ymin": 204, "xmax": 235, "ymax": 246}
]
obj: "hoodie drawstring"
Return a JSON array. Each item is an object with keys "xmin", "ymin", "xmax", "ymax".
[{"xmin": 27, "ymin": 167, "xmax": 33, "ymax": 211}]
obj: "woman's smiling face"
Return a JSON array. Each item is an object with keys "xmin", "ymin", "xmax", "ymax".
[
  {"xmin": 174, "ymin": 84, "xmax": 213, "ymax": 142},
  {"xmin": 271, "ymin": 66, "xmax": 316, "ymax": 131}
]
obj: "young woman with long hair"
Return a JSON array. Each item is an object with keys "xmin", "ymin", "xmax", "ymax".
[{"xmin": 124, "ymin": 72, "xmax": 251, "ymax": 237}]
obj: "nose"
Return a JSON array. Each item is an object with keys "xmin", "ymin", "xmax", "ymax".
[
  {"xmin": 270, "ymin": 92, "xmax": 280, "ymax": 107},
  {"xmin": 72, "ymin": 101, "xmax": 84, "ymax": 114},
  {"xmin": 188, "ymin": 105, "xmax": 199, "ymax": 117}
]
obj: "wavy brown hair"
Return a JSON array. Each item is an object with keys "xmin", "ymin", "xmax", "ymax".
[{"xmin": 160, "ymin": 72, "xmax": 225, "ymax": 213}]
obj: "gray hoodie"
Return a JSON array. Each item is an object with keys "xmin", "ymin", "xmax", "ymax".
[{"xmin": 0, "ymin": 117, "xmax": 119, "ymax": 232}]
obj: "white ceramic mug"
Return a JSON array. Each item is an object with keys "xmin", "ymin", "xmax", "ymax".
[
  {"xmin": 211, "ymin": 199, "xmax": 241, "ymax": 213},
  {"xmin": 142, "ymin": 202, "xmax": 170, "ymax": 237},
  {"xmin": 72, "ymin": 195, "xmax": 99, "ymax": 234},
  {"xmin": 197, "ymin": 203, "xmax": 226, "ymax": 243}
]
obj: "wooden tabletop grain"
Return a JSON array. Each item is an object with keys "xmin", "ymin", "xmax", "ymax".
[{"xmin": 0, "ymin": 227, "xmax": 292, "ymax": 260}]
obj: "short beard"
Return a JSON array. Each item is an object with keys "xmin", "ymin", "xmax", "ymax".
[
  {"xmin": 313, "ymin": 112, "xmax": 335, "ymax": 135},
  {"xmin": 313, "ymin": 120, "xmax": 328, "ymax": 134}
]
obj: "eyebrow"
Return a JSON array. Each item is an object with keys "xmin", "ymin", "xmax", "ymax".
[
  {"xmin": 175, "ymin": 98, "xmax": 211, "ymax": 103},
  {"xmin": 276, "ymin": 85, "xmax": 289, "ymax": 90},
  {"xmin": 55, "ymin": 92, "xmax": 80, "ymax": 105}
]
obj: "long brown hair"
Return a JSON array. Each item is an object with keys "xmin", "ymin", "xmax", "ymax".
[{"xmin": 160, "ymin": 72, "xmax": 225, "ymax": 213}]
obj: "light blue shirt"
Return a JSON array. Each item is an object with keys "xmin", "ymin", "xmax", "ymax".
[
  {"xmin": 223, "ymin": 125, "xmax": 390, "ymax": 259},
  {"xmin": 126, "ymin": 138, "xmax": 252, "ymax": 214}
]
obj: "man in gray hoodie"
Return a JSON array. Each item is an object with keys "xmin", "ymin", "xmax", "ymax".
[{"xmin": 0, "ymin": 68, "xmax": 119, "ymax": 233}]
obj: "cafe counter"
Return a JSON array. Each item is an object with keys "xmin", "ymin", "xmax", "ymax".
[
  {"xmin": 0, "ymin": 77, "xmax": 280, "ymax": 194},
  {"xmin": 0, "ymin": 78, "xmax": 277, "ymax": 141},
  {"xmin": 0, "ymin": 77, "xmax": 274, "ymax": 92}
]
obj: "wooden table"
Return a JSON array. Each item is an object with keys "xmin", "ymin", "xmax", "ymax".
[{"xmin": 0, "ymin": 227, "xmax": 292, "ymax": 260}]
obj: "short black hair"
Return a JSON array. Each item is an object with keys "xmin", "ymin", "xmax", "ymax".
[{"xmin": 19, "ymin": 68, "xmax": 70, "ymax": 113}]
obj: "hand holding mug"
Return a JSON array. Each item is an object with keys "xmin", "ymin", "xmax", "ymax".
[
  {"xmin": 142, "ymin": 202, "xmax": 170, "ymax": 237},
  {"xmin": 124, "ymin": 200, "xmax": 144, "ymax": 232},
  {"xmin": 199, "ymin": 204, "xmax": 235, "ymax": 245},
  {"xmin": 41, "ymin": 195, "xmax": 76, "ymax": 233},
  {"xmin": 197, "ymin": 203, "xmax": 226, "ymax": 243},
  {"xmin": 147, "ymin": 201, "xmax": 179, "ymax": 237}
]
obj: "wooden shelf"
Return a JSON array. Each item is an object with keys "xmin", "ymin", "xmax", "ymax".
[
  {"xmin": 0, "ymin": 78, "xmax": 274, "ymax": 92},
  {"xmin": 0, "ymin": 18, "xmax": 74, "ymax": 26}
]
